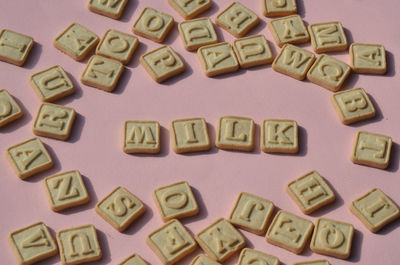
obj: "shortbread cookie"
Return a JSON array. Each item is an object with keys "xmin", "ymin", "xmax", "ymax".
[
  {"xmin": 178, "ymin": 18, "xmax": 218, "ymax": 51},
  {"xmin": 153, "ymin": 181, "xmax": 199, "ymax": 221},
  {"xmin": 286, "ymin": 171, "xmax": 335, "ymax": 214},
  {"xmin": 6, "ymin": 137, "xmax": 53, "ymax": 179},
  {"xmin": 9, "ymin": 222, "xmax": 58, "ymax": 265},
  {"xmin": 170, "ymin": 117, "xmax": 211, "ymax": 153},
  {"xmin": 57, "ymin": 224, "xmax": 102, "ymax": 264},
  {"xmin": 118, "ymin": 254, "xmax": 148, "ymax": 265},
  {"xmin": 268, "ymin": 15, "xmax": 309, "ymax": 47},
  {"xmin": 196, "ymin": 218, "xmax": 246, "ymax": 262},
  {"xmin": 0, "ymin": 29, "xmax": 34, "ymax": 66},
  {"xmin": 96, "ymin": 29, "xmax": 139, "ymax": 64},
  {"xmin": 54, "ymin": 23, "xmax": 99, "ymax": 61},
  {"xmin": 197, "ymin": 42, "xmax": 239, "ymax": 77},
  {"xmin": 216, "ymin": 116, "xmax": 255, "ymax": 151},
  {"xmin": 265, "ymin": 210, "xmax": 314, "ymax": 254},
  {"xmin": 124, "ymin": 120, "xmax": 160, "ymax": 154},
  {"xmin": 216, "ymin": 2, "xmax": 259, "ymax": 38},
  {"xmin": 233, "ymin": 34, "xmax": 274, "ymax": 68},
  {"xmin": 351, "ymin": 131, "xmax": 392, "ymax": 169},
  {"xmin": 88, "ymin": 0, "xmax": 128, "ymax": 19},
  {"xmin": 308, "ymin": 22, "xmax": 348, "ymax": 53},
  {"xmin": 168, "ymin": 0, "xmax": 211, "ymax": 19},
  {"xmin": 293, "ymin": 260, "xmax": 330, "ymax": 265},
  {"xmin": 261, "ymin": 119, "xmax": 298, "ymax": 153},
  {"xmin": 0, "ymin": 89, "xmax": 23, "ymax": 128},
  {"xmin": 272, "ymin": 44, "xmax": 315, "ymax": 80},
  {"xmin": 190, "ymin": 254, "xmax": 221, "ymax": 265},
  {"xmin": 350, "ymin": 43, "xmax": 387, "ymax": 74},
  {"xmin": 147, "ymin": 219, "xmax": 197, "ymax": 265},
  {"xmin": 331, "ymin": 87, "xmax": 376, "ymax": 125},
  {"xmin": 310, "ymin": 218, "xmax": 354, "ymax": 259},
  {"xmin": 238, "ymin": 248, "xmax": 280, "ymax": 265},
  {"xmin": 30, "ymin": 65, "xmax": 75, "ymax": 102},
  {"xmin": 81, "ymin": 55, "xmax": 124, "ymax": 91},
  {"xmin": 96, "ymin": 186, "xmax": 146, "ymax": 232},
  {"xmin": 307, "ymin": 54, "xmax": 351, "ymax": 92},
  {"xmin": 44, "ymin": 170, "xmax": 90, "ymax": 211},
  {"xmin": 33, "ymin": 103, "xmax": 76, "ymax": 140},
  {"xmin": 229, "ymin": 192, "xmax": 274, "ymax": 235},
  {"xmin": 132, "ymin": 8, "xmax": 174, "ymax": 43},
  {"xmin": 262, "ymin": 0, "xmax": 297, "ymax": 17},
  {"xmin": 140, "ymin": 45, "xmax": 185, "ymax": 83},
  {"xmin": 350, "ymin": 188, "xmax": 400, "ymax": 232}
]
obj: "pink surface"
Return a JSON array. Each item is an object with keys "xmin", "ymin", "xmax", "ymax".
[{"xmin": 0, "ymin": 0, "xmax": 399, "ymax": 264}]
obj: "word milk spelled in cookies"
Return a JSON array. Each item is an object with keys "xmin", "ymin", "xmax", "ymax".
[
  {"xmin": 266, "ymin": 210, "xmax": 314, "ymax": 254},
  {"xmin": 350, "ymin": 188, "xmax": 400, "ymax": 232},
  {"xmin": 88, "ymin": 0, "xmax": 129, "ymax": 19},
  {"xmin": 96, "ymin": 30, "xmax": 139, "ymax": 64},
  {"xmin": 54, "ymin": 23, "xmax": 99, "ymax": 61},
  {"xmin": 57, "ymin": 224, "xmax": 102, "ymax": 265},
  {"xmin": 124, "ymin": 120, "xmax": 160, "ymax": 154},
  {"xmin": 133, "ymin": 8, "xmax": 174, "ymax": 43},
  {"xmin": 238, "ymin": 248, "xmax": 280, "ymax": 265},
  {"xmin": 0, "ymin": 29, "xmax": 33, "ymax": 66},
  {"xmin": 216, "ymin": 116, "xmax": 255, "ymax": 151},
  {"xmin": 0, "ymin": 89, "xmax": 23, "ymax": 128},
  {"xmin": 268, "ymin": 15, "xmax": 309, "ymax": 47},
  {"xmin": 170, "ymin": 118, "xmax": 210, "ymax": 153},
  {"xmin": 310, "ymin": 218, "xmax": 354, "ymax": 259},
  {"xmin": 229, "ymin": 192, "xmax": 275, "ymax": 235},
  {"xmin": 233, "ymin": 34, "xmax": 274, "ymax": 68},
  {"xmin": 190, "ymin": 254, "xmax": 221, "ymax": 265},
  {"xmin": 96, "ymin": 186, "xmax": 146, "ymax": 232},
  {"xmin": 44, "ymin": 170, "xmax": 90, "ymax": 211},
  {"xmin": 261, "ymin": 119, "xmax": 298, "ymax": 153},
  {"xmin": 178, "ymin": 18, "xmax": 218, "ymax": 51},
  {"xmin": 118, "ymin": 254, "xmax": 148, "ymax": 265},
  {"xmin": 198, "ymin": 42, "xmax": 239, "ymax": 76},
  {"xmin": 168, "ymin": 0, "xmax": 211, "ymax": 19},
  {"xmin": 350, "ymin": 43, "xmax": 387, "ymax": 74},
  {"xmin": 308, "ymin": 22, "xmax": 348, "ymax": 53},
  {"xmin": 7, "ymin": 138, "xmax": 53, "ymax": 179},
  {"xmin": 147, "ymin": 219, "xmax": 197, "ymax": 265},
  {"xmin": 262, "ymin": 0, "xmax": 297, "ymax": 17},
  {"xmin": 196, "ymin": 218, "xmax": 246, "ymax": 262},
  {"xmin": 9, "ymin": 222, "xmax": 58, "ymax": 265},
  {"xmin": 351, "ymin": 131, "xmax": 392, "ymax": 169}
]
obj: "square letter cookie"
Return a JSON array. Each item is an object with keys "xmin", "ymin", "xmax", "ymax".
[
  {"xmin": 238, "ymin": 248, "xmax": 279, "ymax": 265},
  {"xmin": 124, "ymin": 120, "xmax": 160, "ymax": 154},
  {"xmin": 309, "ymin": 22, "xmax": 348, "ymax": 53},
  {"xmin": 216, "ymin": 116, "xmax": 255, "ymax": 151},
  {"xmin": 0, "ymin": 89, "xmax": 23, "ymax": 128},
  {"xmin": 262, "ymin": 0, "xmax": 297, "ymax": 17},
  {"xmin": 233, "ymin": 34, "xmax": 274, "ymax": 68},
  {"xmin": 261, "ymin": 119, "xmax": 298, "ymax": 153},
  {"xmin": 88, "ymin": 0, "xmax": 129, "ymax": 19},
  {"xmin": 178, "ymin": 18, "xmax": 218, "ymax": 51},
  {"xmin": 118, "ymin": 254, "xmax": 148, "ymax": 265},
  {"xmin": 197, "ymin": 42, "xmax": 239, "ymax": 77},
  {"xmin": 350, "ymin": 43, "xmax": 387, "ymax": 74},
  {"xmin": 133, "ymin": 8, "xmax": 174, "ymax": 43},
  {"xmin": 168, "ymin": 0, "xmax": 211, "ymax": 19},
  {"xmin": 0, "ymin": 29, "xmax": 34, "ymax": 66},
  {"xmin": 268, "ymin": 15, "xmax": 309, "ymax": 47},
  {"xmin": 190, "ymin": 254, "xmax": 221, "ymax": 265}
]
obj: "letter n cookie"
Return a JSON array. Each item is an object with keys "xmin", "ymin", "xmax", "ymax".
[
  {"xmin": 216, "ymin": 116, "xmax": 255, "ymax": 152},
  {"xmin": 0, "ymin": 89, "xmax": 23, "ymax": 128},
  {"xmin": 124, "ymin": 121, "xmax": 160, "ymax": 154},
  {"xmin": 9, "ymin": 222, "xmax": 58, "ymax": 265},
  {"xmin": 310, "ymin": 218, "xmax": 354, "ymax": 259},
  {"xmin": 233, "ymin": 34, "xmax": 274, "ymax": 68},
  {"xmin": 261, "ymin": 119, "xmax": 298, "ymax": 153},
  {"xmin": 350, "ymin": 43, "xmax": 387, "ymax": 74},
  {"xmin": 196, "ymin": 218, "xmax": 246, "ymax": 262},
  {"xmin": 238, "ymin": 248, "xmax": 280, "ymax": 265},
  {"xmin": 198, "ymin": 42, "xmax": 239, "ymax": 77},
  {"xmin": 147, "ymin": 219, "xmax": 197, "ymax": 265},
  {"xmin": 0, "ymin": 29, "xmax": 34, "ymax": 66},
  {"xmin": 133, "ymin": 8, "xmax": 174, "ymax": 43},
  {"xmin": 170, "ymin": 118, "xmax": 211, "ymax": 153}
]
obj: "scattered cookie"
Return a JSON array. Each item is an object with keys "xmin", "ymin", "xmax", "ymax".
[
  {"xmin": 81, "ymin": 55, "xmax": 124, "ymax": 91},
  {"xmin": 265, "ymin": 210, "xmax": 314, "ymax": 254},
  {"xmin": 153, "ymin": 181, "xmax": 199, "ymax": 221},
  {"xmin": 30, "ymin": 65, "xmax": 75, "ymax": 102},
  {"xmin": 0, "ymin": 89, "xmax": 23, "ymax": 128},
  {"xmin": 96, "ymin": 29, "xmax": 139, "ymax": 65},
  {"xmin": 268, "ymin": 15, "xmax": 309, "ymax": 47},
  {"xmin": 351, "ymin": 131, "xmax": 392, "ymax": 169},
  {"xmin": 196, "ymin": 218, "xmax": 246, "ymax": 262},
  {"xmin": 132, "ymin": 7, "xmax": 174, "ymax": 43},
  {"xmin": 286, "ymin": 171, "xmax": 335, "ymax": 214},
  {"xmin": 238, "ymin": 248, "xmax": 280, "ymax": 265},
  {"xmin": 44, "ymin": 170, "xmax": 90, "ymax": 211},
  {"xmin": 6, "ymin": 137, "xmax": 53, "ymax": 179},
  {"xmin": 118, "ymin": 254, "xmax": 148, "ymax": 265},
  {"xmin": 272, "ymin": 44, "xmax": 316, "ymax": 80},
  {"xmin": 293, "ymin": 260, "xmax": 330, "ymax": 265},
  {"xmin": 308, "ymin": 22, "xmax": 348, "ymax": 53},
  {"xmin": 216, "ymin": 2, "xmax": 259, "ymax": 38},
  {"xmin": 54, "ymin": 23, "xmax": 99, "ymax": 61},
  {"xmin": 147, "ymin": 219, "xmax": 197, "ymax": 265},
  {"xmin": 88, "ymin": 0, "xmax": 129, "ymax": 19},
  {"xmin": 262, "ymin": 0, "xmax": 297, "ymax": 17},
  {"xmin": 216, "ymin": 116, "xmax": 255, "ymax": 151},
  {"xmin": 178, "ymin": 18, "xmax": 218, "ymax": 51},
  {"xmin": 350, "ymin": 188, "xmax": 400, "ymax": 232},
  {"xmin": 9, "ymin": 222, "xmax": 58, "ymax": 265},
  {"xmin": 229, "ymin": 192, "xmax": 275, "ymax": 235},
  {"xmin": 168, "ymin": 0, "xmax": 211, "ymax": 19},
  {"xmin": 57, "ymin": 224, "xmax": 102, "ymax": 265},
  {"xmin": 33, "ymin": 103, "xmax": 76, "ymax": 141},
  {"xmin": 261, "ymin": 119, "xmax": 298, "ymax": 153},
  {"xmin": 190, "ymin": 254, "xmax": 221, "ymax": 265},
  {"xmin": 331, "ymin": 87, "xmax": 376, "ymax": 125},
  {"xmin": 124, "ymin": 120, "xmax": 160, "ymax": 154},
  {"xmin": 0, "ymin": 29, "xmax": 34, "ymax": 66},
  {"xmin": 307, "ymin": 54, "xmax": 351, "ymax": 92},
  {"xmin": 140, "ymin": 45, "xmax": 185, "ymax": 83},
  {"xmin": 233, "ymin": 34, "xmax": 274, "ymax": 68},
  {"xmin": 310, "ymin": 218, "xmax": 354, "ymax": 259},
  {"xmin": 350, "ymin": 43, "xmax": 387, "ymax": 74},
  {"xmin": 197, "ymin": 42, "xmax": 239, "ymax": 77}
]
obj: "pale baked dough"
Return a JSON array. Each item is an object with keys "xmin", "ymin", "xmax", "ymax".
[
  {"xmin": 262, "ymin": 0, "xmax": 297, "ymax": 17},
  {"xmin": 308, "ymin": 22, "xmax": 348, "ymax": 53},
  {"xmin": 197, "ymin": 42, "xmax": 239, "ymax": 77},
  {"xmin": 118, "ymin": 254, "xmax": 148, "ymax": 265},
  {"xmin": 233, "ymin": 34, "xmax": 274, "ymax": 68},
  {"xmin": 0, "ymin": 29, "xmax": 34, "ymax": 66},
  {"xmin": 216, "ymin": 116, "xmax": 255, "ymax": 151},
  {"xmin": 88, "ymin": 0, "xmax": 129, "ymax": 19},
  {"xmin": 190, "ymin": 254, "xmax": 221, "ymax": 265},
  {"xmin": 261, "ymin": 119, "xmax": 298, "ymax": 153},
  {"xmin": 350, "ymin": 43, "xmax": 387, "ymax": 74},
  {"xmin": 168, "ymin": 0, "xmax": 211, "ymax": 19},
  {"xmin": 0, "ymin": 89, "xmax": 23, "ymax": 128},
  {"xmin": 178, "ymin": 18, "xmax": 218, "ymax": 51},
  {"xmin": 268, "ymin": 15, "xmax": 309, "ymax": 47},
  {"xmin": 124, "ymin": 120, "xmax": 160, "ymax": 154},
  {"xmin": 132, "ymin": 8, "xmax": 174, "ymax": 43},
  {"xmin": 238, "ymin": 248, "xmax": 280, "ymax": 265}
]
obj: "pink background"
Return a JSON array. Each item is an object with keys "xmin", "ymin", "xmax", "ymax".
[{"xmin": 0, "ymin": 0, "xmax": 399, "ymax": 264}]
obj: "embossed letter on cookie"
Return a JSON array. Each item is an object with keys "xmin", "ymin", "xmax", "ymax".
[
  {"xmin": 261, "ymin": 119, "xmax": 298, "ymax": 153},
  {"xmin": 198, "ymin": 42, "xmax": 239, "ymax": 77},
  {"xmin": 350, "ymin": 43, "xmax": 387, "ymax": 74},
  {"xmin": 0, "ymin": 89, "xmax": 23, "ymax": 128},
  {"xmin": 216, "ymin": 116, "xmax": 255, "ymax": 151},
  {"xmin": 124, "ymin": 121, "xmax": 160, "ymax": 154},
  {"xmin": 0, "ymin": 29, "xmax": 34, "ymax": 66},
  {"xmin": 170, "ymin": 118, "xmax": 211, "ymax": 153},
  {"xmin": 233, "ymin": 34, "xmax": 274, "ymax": 68},
  {"xmin": 179, "ymin": 18, "xmax": 218, "ymax": 51},
  {"xmin": 133, "ymin": 8, "xmax": 174, "ymax": 43}
]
